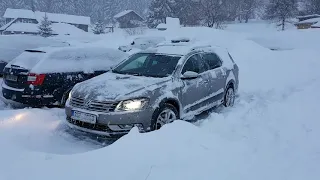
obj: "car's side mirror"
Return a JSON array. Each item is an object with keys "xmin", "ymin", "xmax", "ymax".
[{"xmin": 181, "ymin": 71, "xmax": 199, "ymax": 80}]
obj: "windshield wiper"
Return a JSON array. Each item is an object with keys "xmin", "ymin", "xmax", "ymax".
[{"xmin": 112, "ymin": 69, "xmax": 124, "ymax": 74}]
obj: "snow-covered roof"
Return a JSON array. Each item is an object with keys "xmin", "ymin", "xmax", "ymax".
[
  {"xmin": 296, "ymin": 17, "xmax": 320, "ymax": 24},
  {"xmin": 297, "ymin": 14, "xmax": 320, "ymax": 19},
  {"xmin": 114, "ymin": 10, "xmax": 134, "ymax": 19},
  {"xmin": 3, "ymin": 8, "xmax": 91, "ymax": 25},
  {"xmin": 114, "ymin": 10, "xmax": 144, "ymax": 21},
  {"xmin": 5, "ymin": 23, "xmax": 38, "ymax": 33},
  {"xmin": 0, "ymin": 18, "xmax": 16, "ymax": 30},
  {"xmin": 3, "ymin": 22, "xmax": 86, "ymax": 35},
  {"xmin": 311, "ymin": 21, "xmax": 320, "ymax": 27}
]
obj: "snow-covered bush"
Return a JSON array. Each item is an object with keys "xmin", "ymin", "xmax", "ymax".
[{"xmin": 92, "ymin": 20, "xmax": 105, "ymax": 34}]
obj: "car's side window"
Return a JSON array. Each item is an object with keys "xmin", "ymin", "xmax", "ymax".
[
  {"xmin": 202, "ymin": 53, "xmax": 222, "ymax": 70},
  {"xmin": 181, "ymin": 54, "xmax": 201, "ymax": 74}
]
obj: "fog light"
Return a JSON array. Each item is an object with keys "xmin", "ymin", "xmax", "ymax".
[{"xmin": 118, "ymin": 124, "xmax": 134, "ymax": 129}]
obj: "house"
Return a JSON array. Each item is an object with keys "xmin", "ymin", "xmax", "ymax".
[
  {"xmin": 0, "ymin": 8, "xmax": 91, "ymax": 35},
  {"xmin": 114, "ymin": 10, "xmax": 144, "ymax": 28},
  {"xmin": 295, "ymin": 14, "xmax": 320, "ymax": 29}
]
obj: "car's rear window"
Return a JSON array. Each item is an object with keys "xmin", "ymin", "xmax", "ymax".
[{"xmin": 8, "ymin": 51, "xmax": 46, "ymax": 70}]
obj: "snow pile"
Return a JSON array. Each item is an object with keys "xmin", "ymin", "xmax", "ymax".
[
  {"xmin": 51, "ymin": 22, "xmax": 88, "ymax": 36},
  {"xmin": 0, "ymin": 109, "xmax": 99, "ymax": 155}
]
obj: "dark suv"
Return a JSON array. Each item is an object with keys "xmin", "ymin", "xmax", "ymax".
[{"xmin": 1, "ymin": 46, "xmax": 128, "ymax": 107}]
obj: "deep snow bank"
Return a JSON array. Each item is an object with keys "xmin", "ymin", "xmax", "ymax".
[{"xmin": 0, "ymin": 109, "xmax": 100, "ymax": 155}]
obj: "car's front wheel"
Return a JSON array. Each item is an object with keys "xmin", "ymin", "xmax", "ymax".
[
  {"xmin": 223, "ymin": 86, "xmax": 235, "ymax": 107},
  {"xmin": 151, "ymin": 103, "xmax": 179, "ymax": 130}
]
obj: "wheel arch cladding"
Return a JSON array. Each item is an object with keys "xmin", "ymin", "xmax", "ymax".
[
  {"xmin": 159, "ymin": 98, "xmax": 180, "ymax": 118},
  {"xmin": 227, "ymin": 80, "xmax": 235, "ymax": 89}
]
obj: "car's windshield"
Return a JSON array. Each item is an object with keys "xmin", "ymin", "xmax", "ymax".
[{"xmin": 112, "ymin": 53, "xmax": 181, "ymax": 78}]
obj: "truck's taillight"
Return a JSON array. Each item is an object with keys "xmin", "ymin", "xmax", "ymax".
[{"xmin": 27, "ymin": 73, "xmax": 46, "ymax": 85}]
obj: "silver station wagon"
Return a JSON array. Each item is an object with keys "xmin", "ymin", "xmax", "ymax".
[{"xmin": 65, "ymin": 38, "xmax": 239, "ymax": 137}]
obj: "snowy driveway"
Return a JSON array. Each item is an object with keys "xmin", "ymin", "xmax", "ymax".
[{"xmin": 1, "ymin": 27, "xmax": 320, "ymax": 180}]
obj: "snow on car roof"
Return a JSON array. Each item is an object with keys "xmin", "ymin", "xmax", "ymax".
[
  {"xmin": 142, "ymin": 40, "xmax": 217, "ymax": 55},
  {"xmin": 8, "ymin": 46, "xmax": 129, "ymax": 73},
  {"xmin": 0, "ymin": 35, "xmax": 68, "ymax": 62}
]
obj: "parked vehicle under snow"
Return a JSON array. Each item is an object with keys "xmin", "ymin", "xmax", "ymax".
[{"xmin": 1, "ymin": 46, "xmax": 128, "ymax": 107}]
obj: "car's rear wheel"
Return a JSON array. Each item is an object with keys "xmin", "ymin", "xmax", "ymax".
[
  {"xmin": 151, "ymin": 103, "xmax": 178, "ymax": 130},
  {"xmin": 223, "ymin": 86, "xmax": 235, "ymax": 107}
]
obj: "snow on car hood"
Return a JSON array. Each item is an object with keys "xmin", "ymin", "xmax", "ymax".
[{"xmin": 72, "ymin": 72, "xmax": 171, "ymax": 101}]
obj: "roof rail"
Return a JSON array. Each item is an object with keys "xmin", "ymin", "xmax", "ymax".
[
  {"xmin": 190, "ymin": 45, "xmax": 212, "ymax": 51},
  {"xmin": 171, "ymin": 37, "xmax": 190, "ymax": 43}
]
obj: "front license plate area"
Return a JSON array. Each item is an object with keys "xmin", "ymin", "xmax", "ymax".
[{"xmin": 71, "ymin": 110, "xmax": 97, "ymax": 124}]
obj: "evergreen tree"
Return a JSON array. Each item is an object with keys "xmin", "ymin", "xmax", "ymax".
[
  {"xmin": 38, "ymin": 13, "xmax": 53, "ymax": 37},
  {"xmin": 147, "ymin": 0, "xmax": 174, "ymax": 28},
  {"xmin": 265, "ymin": 0, "xmax": 298, "ymax": 30},
  {"xmin": 92, "ymin": 20, "xmax": 105, "ymax": 34}
]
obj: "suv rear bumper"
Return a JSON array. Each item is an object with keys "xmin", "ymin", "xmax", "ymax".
[{"xmin": 2, "ymin": 85, "xmax": 57, "ymax": 106}]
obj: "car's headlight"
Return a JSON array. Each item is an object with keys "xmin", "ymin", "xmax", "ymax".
[{"xmin": 116, "ymin": 98, "xmax": 149, "ymax": 111}]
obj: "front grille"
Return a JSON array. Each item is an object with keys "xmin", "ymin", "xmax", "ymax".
[{"xmin": 70, "ymin": 97, "xmax": 118, "ymax": 113}]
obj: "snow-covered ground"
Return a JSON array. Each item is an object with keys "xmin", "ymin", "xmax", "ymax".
[{"xmin": 1, "ymin": 21, "xmax": 320, "ymax": 180}]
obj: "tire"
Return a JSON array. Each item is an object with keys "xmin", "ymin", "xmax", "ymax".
[
  {"xmin": 223, "ymin": 86, "xmax": 235, "ymax": 107},
  {"xmin": 150, "ymin": 103, "xmax": 179, "ymax": 131}
]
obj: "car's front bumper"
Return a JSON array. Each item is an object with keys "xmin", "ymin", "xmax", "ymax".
[{"xmin": 65, "ymin": 101, "xmax": 155, "ymax": 137}]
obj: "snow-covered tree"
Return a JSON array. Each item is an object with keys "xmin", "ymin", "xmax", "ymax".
[
  {"xmin": 147, "ymin": 0, "xmax": 174, "ymax": 28},
  {"xmin": 305, "ymin": 0, "xmax": 320, "ymax": 14},
  {"xmin": 237, "ymin": 0, "xmax": 261, "ymax": 23},
  {"xmin": 38, "ymin": 13, "xmax": 53, "ymax": 37},
  {"xmin": 173, "ymin": 0, "xmax": 202, "ymax": 26},
  {"xmin": 265, "ymin": 0, "xmax": 298, "ymax": 30},
  {"xmin": 200, "ymin": 0, "xmax": 229, "ymax": 28},
  {"xmin": 92, "ymin": 20, "xmax": 105, "ymax": 34}
]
